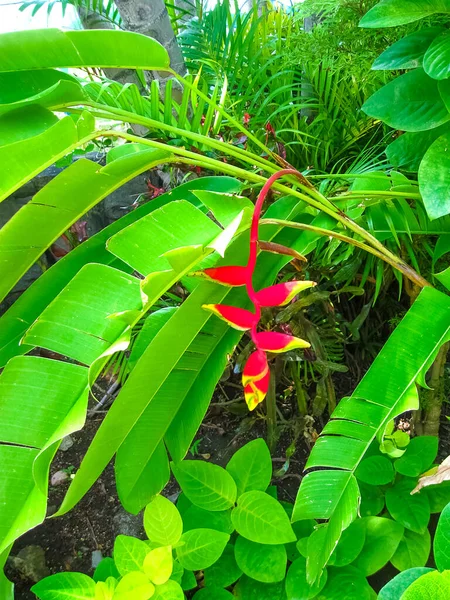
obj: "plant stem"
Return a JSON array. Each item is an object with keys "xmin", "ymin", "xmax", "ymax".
[
  {"xmin": 266, "ymin": 366, "xmax": 278, "ymax": 452},
  {"xmin": 422, "ymin": 342, "xmax": 449, "ymax": 436},
  {"xmin": 261, "ymin": 218, "xmax": 432, "ymax": 289}
]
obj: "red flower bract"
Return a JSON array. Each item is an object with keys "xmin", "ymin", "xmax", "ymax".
[{"xmin": 201, "ymin": 169, "xmax": 314, "ymax": 411}]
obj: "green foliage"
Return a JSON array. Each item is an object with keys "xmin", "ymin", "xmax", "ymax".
[{"xmin": 362, "ymin": 1, "xmax": 450, "ymax": 218}]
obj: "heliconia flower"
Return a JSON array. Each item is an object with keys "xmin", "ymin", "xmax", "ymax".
[
  {"xmin": 255, "ymin": 280, "xmax": 316, "ymax": 307},
  {"xmin": 242, "ymin": 350, "xmax": 269, "ymax": 386},
  {"xmin": 245, "ymin": 370, "xmax": 270, "ymax": 411},
  {"xmin": 255, "ymin": 331, "xmax": 310, "ymax": 353},
  {"xmin": 190, "ymin": 265, "xmax": 248, "ymax": 286},
  {"xmin": 203, "ymin": 304, "xmax": 257, "ymax": 331}
]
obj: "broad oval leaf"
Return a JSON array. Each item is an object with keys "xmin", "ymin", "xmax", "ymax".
[
  {"xmin": 234, "ymin": 535, "xmax": 287, "ymax": 583},
  {"xmin": 419, "ymin": 132, "xmax": 450, "ymax": 220},
  {"xmin": 235, "ymin": 574, "xmax": 286, "ymax": 600},
  {"xmin": 353, "ymin": 517, "xmax": 404, "ymax": 576},
  {"xmin": 434, "ymin": 500, "xmax": 450, "ymax": 570},
  {"xmin": 31, "ymin": 573, "xmax": 96, "ymax": 600},
  {"xmin": 93, "ymin": 558, "xmax": 120, "ymax": 583},
  {"xmin": 424, "ymin": 31, "xmax": 450, "ymax": 79},
  {"xmin": 231, "ymin": 490, "xmax": 296, "ymax": 545},
  {"xmin": 373, "ymin": 27, "xmax": 444, "ymax": 70},
  {"xmin": 144, "ymin": 495, "xmax": 183, "ymax": 547},
  {"xmin": 359, "ymin": 0, "xmax": 450, "ymax": 28},
  {"xmin": 226, "ymin": 438, "xmax": 272, "ymax": 496},
  {"xmin": 359, "ymin": 482, "xmax": 385, "ymax": 517},
  {"xmin": 317, "ymin": 565, "xmax": 372, "ymax": 600},
  {"xmin": 203, "ymin": 544, "xmax": 242, "ymax": 588},
  {"xmin": 378, "ymin": 567, "xmax": 434, "ymax": 600},
  {"xmin": 171, "ymin": 461, "xmax": 237, "ymax": 511},
  {"xmin": 386, "ymin": 479, "xmax": 430, "ymax": 534},
  {"xmin": 143, "ymin": 546, "xmax": 173, "ymax": 586},
  {"xmin": 113, "ymin": 535, "xmax": 149, "ymax": 576},
  {"xmin": 176, "ymin": 528, "xmax": 229, "ymax": 571},
  {"xmin": 331, "ymin": 519, "xmax": 366, "ymax": 567},
  {"xmin": 112, "ymin": 571, "xmax": 155, "ymax": 600},
  {"xmin": 362, "ymin": 69, "xmax": 450, "ymax": 132},
  {"xmin": 355, "ymin": 455, "xmax": 395, "ymax": 486},
  {"xmin": 0, "ymin": 29, "xmax": 169, "ymax": 72},
  {"xmin": 395, "ymin": 436, "xmax": 439, "ymax": 477},
  {"xmin": 152, "ymin": 580, "xmax": 184, "ymax": 600},
  {"xmin": 193, "ymin": 589, "xmax": 234, "ymax": 600},
  {"xmin": 401, "ymin": 570, "xmax": 450, "ymax": 600},
  {"xmin": 391, "ymin": 528, "xmax": 431, "ymax": 571},
  {"xmin": 285, "ymin": 556, "xmax": 327, "ymax": 600}
]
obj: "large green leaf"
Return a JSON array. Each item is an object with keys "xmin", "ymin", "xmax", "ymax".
[
  {"xmin": 292, "ymin": 286, "xmax": 450, "ymax": 583},
  {"xmin": 386, "ymin": 123, "xmax": 450, "ymax": 171},
  {"xmin": 144, "ymin": 495, "xmax": 183, "ymax": 547},
  {"xmin": 176, "ymin": 529, "xmax": 229, "ymax": 571},
  {"xmin": 234, "ymin": 536, "xmax": 287, "ymax": 583},
  {"xmin": 0, "ymin": 176, "xmax": 241, "ymax": 367},
  {"xmin": 226, "ymin": 438, "xmax": 272, "ymax": 496},
  {"xmin": 0, "ymin": 106, "xmax": 96, "ymax": 203},
  {"xmin": 363, "ymin": 69, "xmax": 450, "ymax": 132},
  {"xmin": 373, "ymin": 27, "xmax": 444, "ymax": 70},
  {"xmin": 0, "ymin": 69, "xmax": 86, "ymax": 116},
  {"xmin": 57, "ymin": 195, "xmax": 320, "ymax": 516},
  {"xmin": 0, "ymin": 548, "xmax": 13, "ymax": 600},
  {"xmin": 32, "ymin": 573, "xmax": 96, "ymax": 600},
  {"xmin": 391, "ymin": 528, "xmax": 431, "ymax": 571},
  {"xmin": 401, "ymin": 570, "xmax": 450, "ymax": 599},
  {"xmin": 434, "ymin": 501, "xmax": 450, "ymax": 570},
  {"xmin": 0, "ymin": 356, "xmax": 89, "ymax": 554},
  {"xmin": 424, "ymin": 31, "xmax": 450, "ymax": 79},
  {"xmin": 0, "ymin": 29, "xmax": 169, "ymax": 72},
  {"xmin": 0, "ymin": 147, "xmax": 173, "ymax": 303},
  {"xmin": 353, "ymin": 517, "xmax": 404, "ymax": 576},
  {"xmin": 419, "ymin": 132, "xmax": 450, "ymax": 219},
  {"xmin": 378, "ymin": 568, "xmax": 433, "ymax": 600},
  {"xmin": 360, "ymin": 0, "xmax": 450, "ymax": 28}
]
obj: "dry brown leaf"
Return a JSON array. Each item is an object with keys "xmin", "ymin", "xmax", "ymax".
[{"xmin": 411, "ymin": 455, "xmax": 450, "ymax": 494}]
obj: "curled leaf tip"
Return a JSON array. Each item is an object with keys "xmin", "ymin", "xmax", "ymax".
[{"xmin": 202, "ymin": 304, "xmax": 257, "ymax": 331}]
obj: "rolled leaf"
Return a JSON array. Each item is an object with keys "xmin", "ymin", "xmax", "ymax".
[
  {"xmin": 255, "ymin": 331, "xmax": 310, "ymax": 353},
  {"xmin": 202, "ymin": 304, "xmax": 257, "ymax": 331},
  {"xmin": 191, "ymin": 265, "xmax": 248, "ymax": 286},
  {"xmin": 256, "ymin": 281, "xmax": 316, "ymax": 307},
  {"xmin": 258, "ymin": 240, "xmax": 307, "ymax": 262}
]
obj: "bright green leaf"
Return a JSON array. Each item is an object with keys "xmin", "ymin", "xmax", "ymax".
[
  {"xmin": 176, "ymin": 529, "xmax": 229, "ymax": 571},
  {"xmin": 143, "ymin": 546, "xmax": 173, "ymax": 586},
  {"xmin": 144, "ymin": 496, "xmax": 183, "ymax": 547},
  {"xmin": 386, "ymin": 479, "xmax": 430, "ymax": 533},
  {"xmin": 152, "ymin": 580, "xmax": 184, "ymax": 600},
  {"xmin": 378, "ymin": 567, "xmax": 434, "ymax": 600},
  {"xmin": 419, "ymin": 132, "xmax": 450, "ymax": 219},
  {"xmin": 362, "ymin": 69, "xmax": 450, "ymax": 132},
  {"xmin": 424, "ymin": 31, "xmax": 450, "ymax": 79},
  {"xmin": 32, "ymin": 573, "xmax": 96, "ymax": 600},
  {"xmin": 193, "ymin": 589, "xmax": 234, "ymax": 600},
  {"xmin": 113, "ymin": 536, "xmax": 149, "ymax": 576},
  {"xmin": 317, "ymin": 566, "xmax": 372, "ymax": 600},
  {"xmin": 182, "ymin": 505, "xmax": 234, "ymax": 534},
  {"xmin": 359, "ymin": 483, "xmax": 385, "ymax": 517},
  {"xmin": 112, "ymin": 571, "xmax": 155, "ymax": 600},
  {"xmin": 226, "ymin": 439, "xmax": 272, "ymax": 496},
  {"xmin": 234, "ymin": 574, "xmax": 286, "ymax": 600},
  {"xmin": 285, "ymin": 556, "xmax": 327, "ymax": 600},
  {"xmin": 171, "ymin": 461, "xmax": 237, "ymax": 512},
  {"xmin": 232, "ymin": 491, "xmax": 296, "ymax": 545},
  {"xmin": 394, "ymin": 437, "xmax": 438, "ymax": 478},
  {"xmin": 331, "ymin": 519, "xmax": 366, "ymax": 567},
  {"xmin": 359, "ymin": 0, "xmax": 450, "ymax": 28},
  {"xmin": 94, "ymin": 558, "xmax": 120, "ymax": 583},
  {"xmin": 401, "ymin": 570, "xmax": 450, "ymax": 600},
  {"xmin": 373, "ymin": 27, "xmax": 444, "ymax": 70}
]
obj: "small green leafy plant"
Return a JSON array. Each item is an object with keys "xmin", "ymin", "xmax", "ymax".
[{"xmin": 31, "ymin": 437, "xmax": 450, "ymax": 600}]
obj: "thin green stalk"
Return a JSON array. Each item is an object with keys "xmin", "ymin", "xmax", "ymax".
[
  {"xmin": 261, "ymin": 218, "xmax": 432, "ymax": 289},
  {"xmin": 341, "ymin": 190, "xmax": 422, "ymax": 200},
  {"xmin": 266, "ymin": 366, "xmax": 278, "ymax": 452}
]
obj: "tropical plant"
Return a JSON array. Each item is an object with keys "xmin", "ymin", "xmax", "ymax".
[{"xmin": 0, "ymin": 23, "xmax": 449, "ymax": 600}]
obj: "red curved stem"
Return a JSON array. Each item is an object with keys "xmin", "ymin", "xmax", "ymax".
[{"xmin": 245, "ymin": 168, "xmax": 301, "ymax": 345}]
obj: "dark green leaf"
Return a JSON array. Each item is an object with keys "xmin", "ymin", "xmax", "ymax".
[
  {"xmin": 394, "ymin": 436, "xmax": 438, "ymax": 477},
  {"xmin": 93, "ymin": 557, "xmax": 120, "ymax": 582},
  {"xmin": 434, "ymin": 501, "xmax": 450, "ymax": 570},
  {"xmin": 285, "ymin": 557, "xmax": 327, "ymax": 600},
  {"xmin": 203, "ymin": 544, "xmax": 242, "ymax": 589},
  {"xmin": 424, "ymin": 31, "xmax": 450, "ymax": 79},
  {"xmin": 356, "ymin": 456, "xmax": 395, "ymax": 486},
  {"xmin": 386, "ymin": 479, "xmax": 430, "ymax": 533},
  {"xmin": 331, "ymin": 519, "xmax": 366, "ymax": 567},
  {"xmin": 362, "ymin": 69, "xmax": 450, "ymax": 132},
  {"xmin": 373, "ymin": 28, "xmax": 444, "ymax": 70},
  {"xmin": 235, "ymin": 575, "xmax": 286, "ymax": 600},
  {"xmin": 391, "ymin": 529, "xmax": 431, "ymax": 570},
  {"xmin": 359, "ymin": 483, "xmax": 385, "ymax": 517},
  {"xmin": 182, "ymin": 506, "xmax": 234, "ymax": 534},
  {"xmin": 316, "ymin": 566, "xmax": 372, "ymax": 600},
  {"xmin": 419, "ymin": 132, "xmax": 450, "ymax": 219},
  {"xmin": 193, "ymin": 589, "xmax": 234, "ymax": 600},
  {"xmin": 426, "ymin": 481, "xmax": 450, "ymax": 513},
  {"xmin": 234, "ymin": 536, "xmax": 287, "ymax": 583},
  {"xmin": 353, "ymin": 517, "xmax": 404, "ymax": 576}
]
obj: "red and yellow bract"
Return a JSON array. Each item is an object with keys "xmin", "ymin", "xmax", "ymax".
[{"xmin": 200, "ymin": 170, "xmax": 314, "ymax": 410}]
